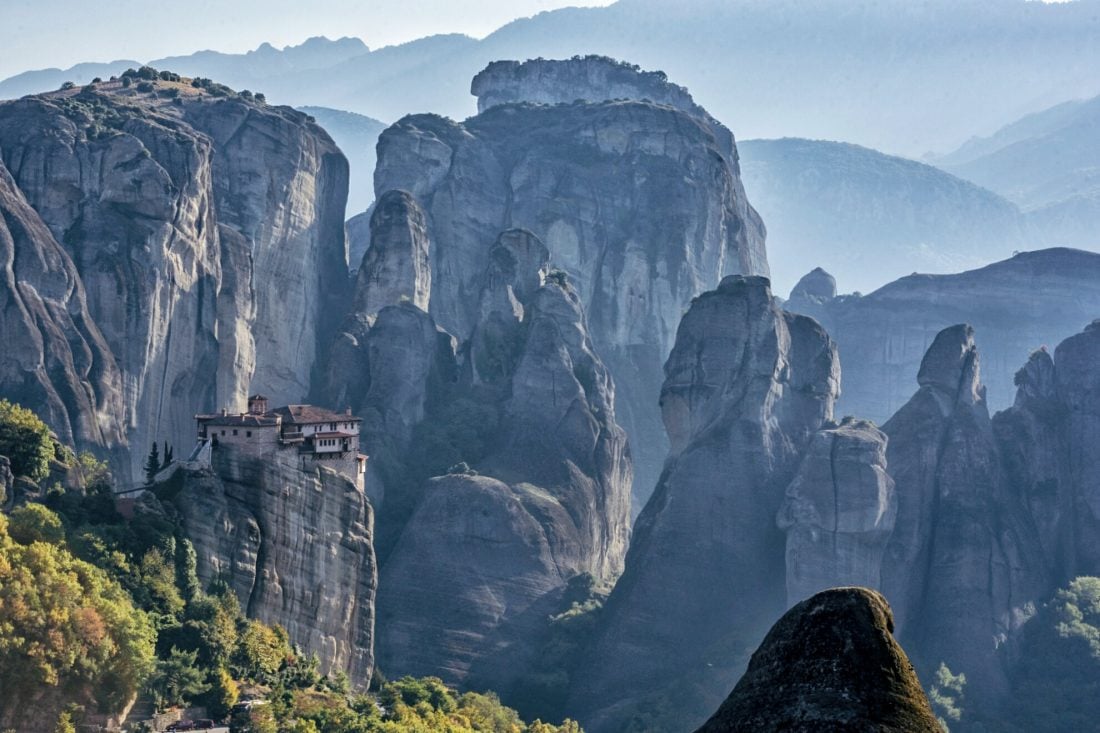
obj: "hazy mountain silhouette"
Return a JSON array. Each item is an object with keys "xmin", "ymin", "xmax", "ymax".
[
  {"xmin": 936, "ymin": 93, "xmax": 1100, "ymax": 251},
  {"xmin": 739, "ymin": 138, "xmax": 1029, "ymax": 294},
  {"xmin": 3, "ymin": 1, "xmax": 1100, "ymax": 156}
]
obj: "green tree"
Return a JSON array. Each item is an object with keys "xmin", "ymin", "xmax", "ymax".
[
  {"xmin": 176, "ymin": 538, "xmax": 201, "ymax": 603},
  {"xmin": 77, "ymin": 451, "xmax": 112, "ymax": 494},
  {"xmin": 1011, "ymin": 576, "xmax": 1100, "ymax": 731},
  {"xmin": 8, "ymin": 502, "xmax": 65, "ymax": 544},
  {"xmin": 201, "ymin": 667, "xmax": 239, "ymax": 720},
  {"xmin": 146, "ymin": 647, "xmax": 209, "ymax": 711},
  {"xmin": 232, "ymin": 621, "xmax": 291, "ymax": 684},
  {"xmin": 241, "ymin": 705, "xmax": 277, "ymax": 733},
  {"xmin": 162, "ymin": 442, "xmax": 174, "ymax": 469},
  {"xmin": 53, "ymin": 711, "xmax": 75, "ymax": 733},
  {"xmin": 144, "ymin": 443, "xmax": 161, "ymax": 484},
  {"xmin": 159, "ymin": 592, "xmax": 240, "ymax": 668},
  {"xmin": 928, "ymin": 663, "xmax": 965, "ymax": 732},
  {"xmin": 0, "ymin": 399, "xmax": 55, "ymax": 481},
  {"xmin": 138, "ymin": 545, "xmax": 185, "ymax": 616}
]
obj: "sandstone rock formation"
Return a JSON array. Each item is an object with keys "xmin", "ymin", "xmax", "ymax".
[
  {"xmin": 376, "ymin": 472, "xmax": 576, "ymax": 686},
  {"xmin": 0, "ymin": 157, "xmax": 125, "ymax": 459},
  {"xmin": 0, "ymin": 81, "xmax": 349, "ymax": 478},
  {"xmin": 353, "ymin": 190, "xmax": 431, "ymax": 314},
  {"xmin": 694, "ymin": 588, "xmax": 941, "ymax": 733},
  {"xmin": 787, "ymin": 266, "xmax": 837, "ymax": 311},
  {"xmin": 471, "ymin": 56, "xmax": 743, "ymax": 170},
  {"xmin": 359, "ymin": 303, "xmax": 456, "ymax": 519},
  {"xmin": 992, "ymin": 348, "xmax": 1070, "ymax": 575},
  {"xmin": 778, "ymin": 418, "xmax": 896, "ymax": 607},
  {"xmin": 375, "ymin": 57, "xmax": 767, "ymax": 502},
  {"xmin": 570, "ymin": 275, "xmax": 839, "ymax": 732},
  {"xmin": 786, "ymin": 248, "xmax": 1100, "ymax": 424},
  {"xmin": 346, "ymin": 209, "xmax": 372, "ymax": 275},
  {"xmin": 1051, "ymin": 320, "xmax": 1100, "ymax": 574},
  {"xmin": 880, "ymin": 324, "xmax": 1047, "ymax": 709},
  {"xmin": 163, "ymin": 445, "xmax": 376, "ymax": 682},
  {"xmin": 376, "ymin": 267, "xmax": 632, "ymax": 696},
  {"xmin": 993, "ymin": 320, "xmax": 1100, "ymax": 580}
]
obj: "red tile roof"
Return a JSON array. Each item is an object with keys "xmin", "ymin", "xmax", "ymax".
[
  {"xmin": 196, "ymin": 413, "xmax": 280, "ymax": 427},
  {"xmin": 271, "ymin": 405, "xmax": 361, "ymax": 425}
]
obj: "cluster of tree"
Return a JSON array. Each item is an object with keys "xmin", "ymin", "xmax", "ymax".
[
  {"xmin": 190, "ymin": 75, "xmax": 263, "ymax": 102},
  {"xmin": 1008, "ymin": 576, "xmax": 1100, "ymax": 732},
  {"xmin": 920, "ymin": 576, "xmax": 1100, "ymax": 733},
  {"xmin": 231, "ymin": 675, "xmax": 582, "ymax": 733},
  {"xmin": 0, "ymin": 508, "xmax": 156, "ymax": 717},
  {"xmin": 0, "ymin": 398, "xmax": 59, "ymax": 483},
  {"xmin": 145, "ymin": 441, "xmax": 175, "ymax": 484}
]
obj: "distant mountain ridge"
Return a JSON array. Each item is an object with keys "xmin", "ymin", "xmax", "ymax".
[
  {"xmin": 935, "ymin": 92, "xmax": 1100, "ymax": 252},
  {"xmin": 738, "ymin": 137, "xmax": 1030, "ymax": 294},
  {"xmin": 4, "ymin": 0, "xmax": 1100, "ymax": 155}
]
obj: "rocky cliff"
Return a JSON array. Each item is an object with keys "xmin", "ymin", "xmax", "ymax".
[
  {"xmin": 161, "ymin": 445, "xmax": 376, "ymax": 682},
  {"xmin": 570, "ymin": 275, "xmax": 839, "ymax": 732},
  {"xmin": 694, "ymin": 588, "xmax": 941, "ymax": 733},
  {"xmin": 880, "ymin": 325, "xmax": 1047, "ymax": 709},
  {"xmin": 0, "ymin": 78, "xmax": 349, "ymax": 478},
  {"xmin": 471, "ymin": 56, "xmax": 742, "ymax": 169},
  {"xmin": 0, "ymin": 156, "xmax": 125, "ymax": 458},
  {"xmin": 786, "ymin": 248, "xmax": 1100, "ymax": 425},
  {"xmin": 321, "ymin": 200, "xmax": 632, "ymax": 699},
  {"xmin": 375, "ymin": 56, "xmax": 767, "ymax": 505},
  {"xmin": 778, "ymin": 418, "xmax": 896, "ymax": 607},
  {"xmin": 352, "ymin": 190, "xmax": 431, "ymax": 315},
  {"xmin": 994, "ymin": 320, "xmax": 1100, "ymax": 581},
  {"xmin": 375, "ymin": 267, "xmax": 631, "ymax": 697}
]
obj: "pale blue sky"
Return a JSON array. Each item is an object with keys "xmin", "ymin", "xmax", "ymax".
[{"xmin": 0, "ymin": 0, "xmax": 615, "ymax": 79}]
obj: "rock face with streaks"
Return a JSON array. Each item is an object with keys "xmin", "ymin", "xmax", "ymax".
[
  {"xmin": 993, "ymin": 320, "xmax": 1100, "ymax": 580},
  {"xmin": 0, "ymin": 156, "xmax": 125, "ymax": 459},
  {"xmin": 353, "ymin": 189, "xmax": 431, "ymax": 314},
  {"xmin": 1050, "ymin": 321, "xmax": 1100, "ymax": 574},
  {"xmin": 0, "ymin": 80, "xmax": 348, "ymax": 478},
  {"xmin": 778, "ymin": 418, "xmax": 896, "ymax": 606},
  {"xmin": 471, "ymin": 55, "xmax": 743, "ymax": 167},
  {"xmin": 375, "ymin": 57, "xmax": 767, "ymax": 503},
  {"xmin": 162, "ymin": 445, "xmax": 376, "ymax": 683},
  {"xmin": 570, "ymin": 275, "xmax": 838, "ymax": 732},
  {"xmin": 786, "ymin": 248, "xmax": 1100, "ymax": 424},
  {"xmin": 694, "ymin": 588, "xmax": 941, "ymax": 733},
  {"xmin": 358, "ymin": 302, "xmax": 456, "ymax": 516},
  {"xmin": 375, "ymin": 266, "xmax": 632, "ymax": 695},
  {"xmin": 880, "ymin": 324, "xmax": 1047, "ymax": 709}
]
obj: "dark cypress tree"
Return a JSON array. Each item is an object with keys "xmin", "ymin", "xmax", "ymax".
[
  {"xmin": 144, "ymin": 442, "xmax": 160, "ymax": 484},
  {"xmin": 176, "ymin": 538, "xmax": 201, "ymax": 603},
  {"xmin": 162, "ymin": 441, "xmax": 174, "ymax": 469}
]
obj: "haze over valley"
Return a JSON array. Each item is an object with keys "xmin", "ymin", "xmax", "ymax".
[{"xmin": 1, "ymin": 2, "xmax": 1099, "ymax": 732}]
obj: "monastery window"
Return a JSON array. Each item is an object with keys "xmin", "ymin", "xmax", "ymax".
[
  {"xmin": 233, "ymin": 429, "xmax": 238, "ymax": 436},
  {"xmin": 246, "ymin": 431, "xmax": 252, "ymax": 437},
  {"xmin": 221, "ymin": 430, "xmax": 225, "ymax": 435}
]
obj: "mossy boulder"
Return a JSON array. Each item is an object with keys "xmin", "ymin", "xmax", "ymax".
[{"xmin": 695, "ymin": 587, "xmax": 940, "ymax": 733}]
